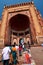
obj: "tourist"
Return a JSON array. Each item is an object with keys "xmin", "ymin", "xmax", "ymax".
[
  {"xmin": 22, "ymin": 44, "xmax": 25, "ymax": 51},
  {"xmin": 23, "ymin": 50, "xmax": 31, "ymax": 65},
  {"xmin": 2, "ymin": 44, "xmax": 11, "ymax": 65},
  {"xmin": 9, "ymin": 43, "xmax": 13, "ymax": 65},
  {"xmin": 27, "ymin": 41, "xmax": 31, "ymax": 49},
  {"xmin": 24, "ymin": 42, "xmax": 27, "ymax": 51},
  {"xmin": 11, "ymin": 43, "xmax": 18, "ymax": 65},
  {"xmin": 19, "ymin": 44, "xmax": 22, "ymax": 56},
  {"xmin": 15, "ymin": 44, "xmax": 19, "ymax": 51}
]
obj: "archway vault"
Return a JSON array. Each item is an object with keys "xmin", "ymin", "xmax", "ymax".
[
  {"xmin": 9, "ymin": 14, "xmax": 30, "ymax": 31},
  {"xmin": 6, "ymin": 13, "xmax": 35, "ymax": 45},
  {"xmin": 4, "ymin": 12, "xmax": 36, "ymax": 45}
]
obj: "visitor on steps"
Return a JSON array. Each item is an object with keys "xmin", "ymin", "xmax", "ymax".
[
  {"xmin": 11, "ymin": 43, "xmax": 19, "ymax": 65},
  {"xmin": 2, "ymin": 44, "xmax": 11, "ymax": 65}
]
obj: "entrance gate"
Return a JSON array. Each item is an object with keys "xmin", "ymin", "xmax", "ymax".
[{"xmin": 0, "ymin": 2, "xmax": 43, "ymax": 46}]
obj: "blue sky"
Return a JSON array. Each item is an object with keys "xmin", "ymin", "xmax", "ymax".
[{"xmin": 0, "ymin": 0, "xmax": 43, "ymax": 18}]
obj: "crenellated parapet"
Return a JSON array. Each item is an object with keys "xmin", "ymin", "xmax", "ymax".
[{"xmin": 4, "ymin": 2, "xmax": 33, "ymax": 9}]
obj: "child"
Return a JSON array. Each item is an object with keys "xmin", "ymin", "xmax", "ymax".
[{"xmin": 23, "ymin": 50, "xmax": 32, "ymax": 65}]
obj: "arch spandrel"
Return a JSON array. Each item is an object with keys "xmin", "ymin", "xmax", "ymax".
[{"xmin": 8, "ymin": 10, "xmax": 30, "ymax": 22}]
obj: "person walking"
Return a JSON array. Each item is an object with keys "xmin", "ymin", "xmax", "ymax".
[
  {"xmin": 19, "ymin": 45, "xmax": 22, "ymax": 56},
  {"xmin": 2, "ymin": 44, "xmax": 11, "ymax": 65},
  {"xmin": 27, "ymin": 41, "xmax": 31, "ymax": 49},
  {"xmin": 11, "ymin": 43, "xmax": 18, "ymax": 65},
  {"xmin": 23, "ymin": 50, "xmax": 32, "ymax": 65}
]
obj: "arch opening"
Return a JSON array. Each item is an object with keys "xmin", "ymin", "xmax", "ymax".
[
  {"xmin": 8, "ymin": 14, "xmax": 33, "ymax": 45},
  {"xmin": 9, "ymin": 14, "xmax": 30, "ymax": 31}
]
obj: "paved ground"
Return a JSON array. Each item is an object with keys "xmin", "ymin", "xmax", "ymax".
[
  {"xmin": 0, "ymin": 46, "xmax": 43, "ymax": 65},
  {"xmin": 31, "ymin": 46, "xmax": 43, "ymax": 65}
]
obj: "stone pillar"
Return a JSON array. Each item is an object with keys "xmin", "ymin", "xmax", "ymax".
[
  {"xmin": 24, "ymin": 37, "xmax": 27, "ymax": 43},
  {"xmin": 17, "ymin": 37, "xmax": 19, "ymax": 45},
  {"xmin": 30, "ymin": 5, "xmax": 41, "ymax": 35},
  {"xmin": 0, "ymin": 9, "xmax": 8, "ymax": 46},
  {"xmin": 30, "ymin": 5, "xmax": 42, "ymax": 44}
]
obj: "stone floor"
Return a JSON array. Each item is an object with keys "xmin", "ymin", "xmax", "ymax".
[
  {"xmin": 31, "ymin": 46, "xmax": 43, "ymax": 65},
  {"xmin": 0, "ymin": 46, "xmax": 43, "ymax": 65}
]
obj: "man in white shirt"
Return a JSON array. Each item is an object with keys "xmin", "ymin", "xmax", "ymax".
[{"xmin": 2, "ymin": 44, "xmax": 11, "ymax": 65}]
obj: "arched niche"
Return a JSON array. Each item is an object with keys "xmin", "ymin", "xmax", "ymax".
[{"xmin": 5, "ymin": 14, "xmax": 34, "ymax": 44}]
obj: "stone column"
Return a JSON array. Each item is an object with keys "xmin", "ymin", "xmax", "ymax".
[
  {"xmin": 30, "ymin": 5, "xmax": 41, "ymax": 36},
  {"xmin": 0, "ymin": 9, "xmax": 8, "ymax": 46},
  {"xmin": 30, "ymin": 5, "xmax": 42, "ymax": 44}
]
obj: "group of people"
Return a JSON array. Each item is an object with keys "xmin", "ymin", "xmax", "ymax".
[
  {"xmin": 2, "ymin": 43, "xmax": 19, "ymax": 65},
  {"xmin": 2, "ymin": 41, "xmax": 31, "ymax": 65}
]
